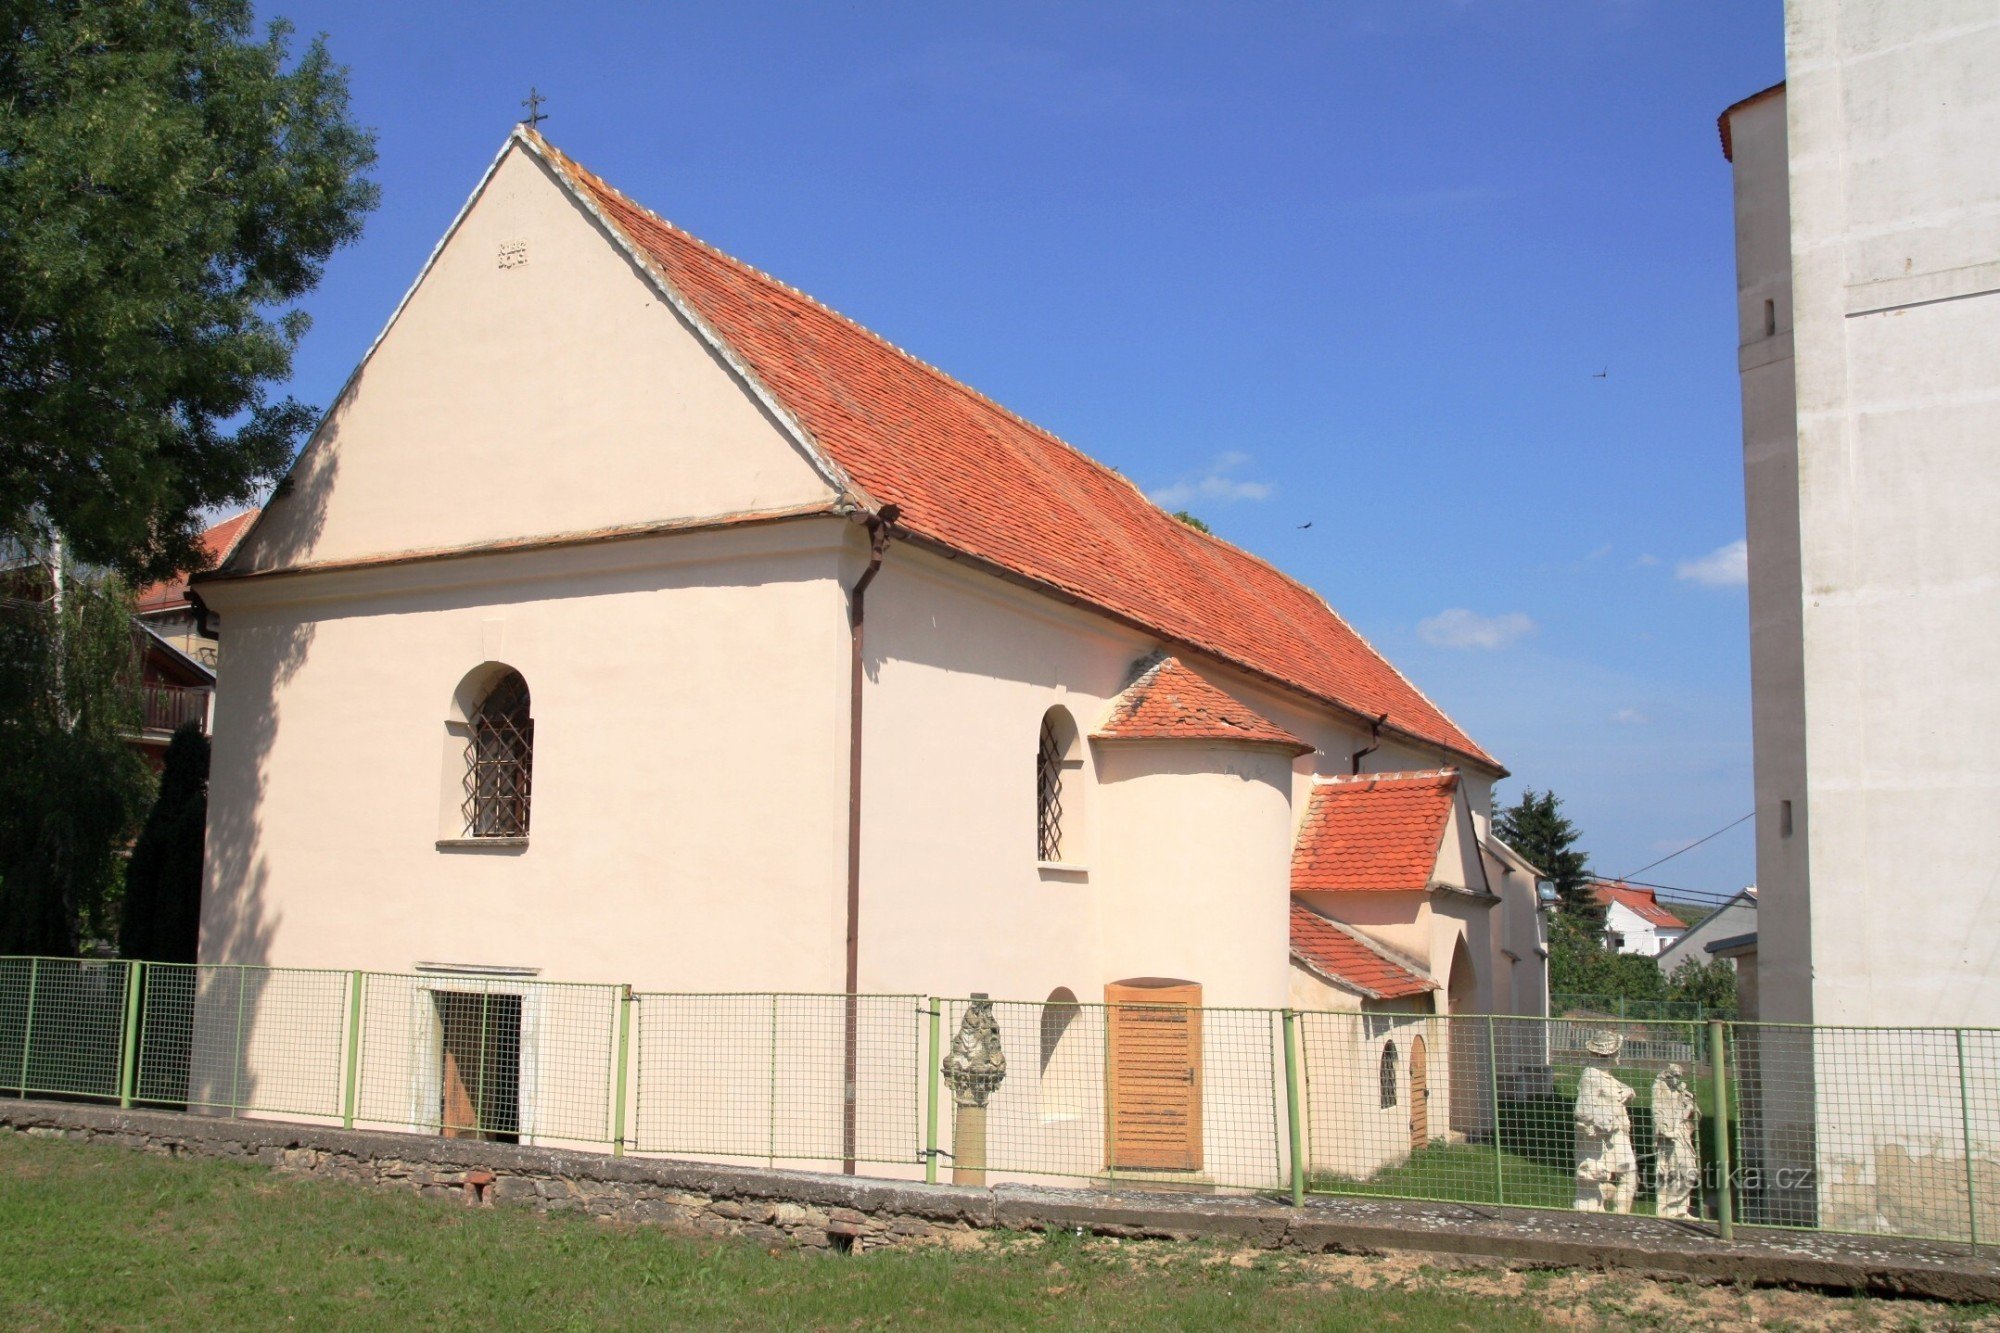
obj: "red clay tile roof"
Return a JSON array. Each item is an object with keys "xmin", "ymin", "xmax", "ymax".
[
  {"xmin": 1292, "ymin": 770, "xmax": 1458, "ymax": 893},
  {"xmin": 1591, "ymin": 881, "xmax": 1686, "ymax": 931},
  {"xmin": 1094, "ymin": 655, "xmax": 1312, "ymax": 753},
  {"xmin": 135, "ymin": 511, "xmax": 259, "ymax": 614},
  {"xmin": 527, "ymin": 133, "xmax": 1497, "ymax": 771},
  {"xmin": 1289, "ymin": 899, "xmax": 1435, "ymax": 1000}
]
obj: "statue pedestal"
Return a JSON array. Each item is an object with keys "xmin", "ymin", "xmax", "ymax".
[{"xmin": 952, "ymin": 1103, "xmax": 987, "ymax": 1186}]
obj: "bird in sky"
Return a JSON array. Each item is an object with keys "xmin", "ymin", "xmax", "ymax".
[
  {"xmin": 1592, "ymin": 367, "xmax": 1609, "ymax": 379},
  {"xmin": 1297, "ymin": 521, "xmax": 1313, "ymax": 530}
]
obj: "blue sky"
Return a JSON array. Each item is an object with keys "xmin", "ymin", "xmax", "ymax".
[{"xmin": 258, "ymin": 0, "xmax": 1781, "ymax": 898}]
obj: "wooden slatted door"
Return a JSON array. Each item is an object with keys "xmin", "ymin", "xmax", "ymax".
[
  {"xmin": 1104, "ymin": 982, "xmax": 1203, "ymax": 1172},
  {"xmin": 1408, "ymin": 1035, "xmax": 1429, "ymax": 1151}
]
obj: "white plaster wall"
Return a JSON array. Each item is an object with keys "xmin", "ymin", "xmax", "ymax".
[
  {"xmin": 1780, "ymin": 2, "xmax": 2000, "ymax": 1028},
  {"xmin": 198, "ymin": 522, "xmax": 853, "ymax": 993},
  {"xmin": 232, "ymin": 143, "xmax": 835, "ymax": 575},
  {"xmin": 1729, "ymin": 89, "xmax": 1815, "ymax": 1028}
]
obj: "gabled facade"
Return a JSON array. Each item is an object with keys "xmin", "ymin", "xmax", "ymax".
[
  {"xmin": 193, "ymin": 129, "xmax": 1540, "ymax": 1183},
  {"xmin": 1590, "ymin": 881, "xmax": 1686, "ymax": 958}
]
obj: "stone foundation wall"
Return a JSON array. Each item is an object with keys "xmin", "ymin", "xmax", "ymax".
[{"xmin": 8, "ymin": 1098, "xmax": 2000, "ymax": 1303}]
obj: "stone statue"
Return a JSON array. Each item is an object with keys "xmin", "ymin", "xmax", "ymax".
[
  {"xmin": 942, "ymin": 996, "xmax": 1007, "ymax": 1185},
  {"xmin": 1651, "ymin": 1063, "xmax": 1700, "ymax": 1219},
  {"xmin": 1573, "ymin": 1030, "xmax": 1637, "ymax": 1214}
]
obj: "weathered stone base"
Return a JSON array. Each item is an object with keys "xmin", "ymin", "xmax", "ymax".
[{"xmin": 6, "ymin": 1099, "xmax": 2000, "ymax": 1303}]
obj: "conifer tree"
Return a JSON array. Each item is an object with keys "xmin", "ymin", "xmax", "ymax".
[{"xmin": 120, "ymin": 721, "xmax": 209, "ymax": 963}]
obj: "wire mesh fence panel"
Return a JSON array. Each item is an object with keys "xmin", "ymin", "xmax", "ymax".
[
  {"xmin": 1551, "ymin": 994, "xmax": 1714, "ymax": 1023},
  {"xmin": 2, "ymin": 958, "xmax": 129, "ymax": 1100},
  {"xmin": 939, "ymin": 997, "xmax": 1284, "ymax": 1191},
  {"xmin": 354, "ymin": 972, "xmax": 619, "ymax": 1147},
  {"xmin": 1727, "ymin": 1024, "xmax": 2000, "ymax": 1242},
  {"xmin": 0, "ymin": 956, "xmax": 31, "ymax": 1095},
  {"xmin": 1301, "ymin": 1011, "xmax": 1714, "ymax": 1217},
  {"xmin": 632, "ymin": 994, "xmax": 919, "ymax": 1168},
  {"xmin": 134, "ymin": 965, "xmax": 349, "ymax": 1119}
]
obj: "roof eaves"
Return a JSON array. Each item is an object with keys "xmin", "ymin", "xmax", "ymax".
[
  {"xmin": 1719, "ymin": 80, "xmax": 1786, "ymax": 161},
  {"xmin": 1289, "ymin": 948, "xmax": 1385, "ymax": 1001},
  {"xmin": 894, "ymin": 529, "xmax": 1500, "ymax": 773},
  {"xmin": 517, "ymin": 130, "xmax": 875, "ymax": 516}
]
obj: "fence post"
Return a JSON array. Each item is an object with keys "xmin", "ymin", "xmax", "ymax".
[
  {"xmin": 118, "ymin": 961, "xmax": 144, "ymax": 1109},
  {"xmin": 1487, "ymin": 1016, "xmax": 1504, "ymax": 1206},
  {"xmin": 1958, "ymin": 1028, "xmax": 1979, "ymax": 1249},
  {"xmin": 17, "ymin": 957, "xmax": 38, "ymax": 1096},
  {"xmin": 612, "ymin": 986, "xmax": 632, "ymax": 1157},
  {"xmin": 341, "ymin": 971, "xmax": 365, "ymax": 1131},
  {"xmin": 1103, "ymin": 1001, "xmax": 1117, "ymax": 1184},
  {"xmin": 1709, "ymin": 1019, "xmax": 1733, "ymax": 1240},
  {"xmin": 924, "ymin": 998, "xmax": 942, "ymax": 1185},
  {"xmin": 768, "ymin": 994, "xmax": 779, "ymax": 1168},
  {"xmin": 1282, "ymin": 1009, "xmax": 1305, "ymax": 1207}
]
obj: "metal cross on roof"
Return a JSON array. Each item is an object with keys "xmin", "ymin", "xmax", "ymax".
[{"xmin": 521, "ymin": 88, "xmax": 547, "ymax": 127}]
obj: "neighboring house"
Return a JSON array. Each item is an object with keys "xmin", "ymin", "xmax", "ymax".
[
  {"xmin": 133, "ymin": 510, "xmax": 258, "ymax": 669},
  {"xmin": 132, "ymin": 624, "xmax": 214, "ymax": 768},
  {"xmin": 191, "ymin": 128, "xmax": 1543, "ymax": 1181},
  {"xmin": 1722, "ymin": 7, "xmax": 2000, "ymax": 1032},
  {"xmin": 1590, "ymin": 881, "xmax": 1685, "ymax": 958},
  {"xmin": 1657, "ymin": 886, "xmax": 1756, "ymax": 978}
]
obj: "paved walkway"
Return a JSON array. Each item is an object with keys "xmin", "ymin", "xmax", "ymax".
[{"xmin": 5, "ymin": 1099, "xmax": 1997, "ymax": 1303}]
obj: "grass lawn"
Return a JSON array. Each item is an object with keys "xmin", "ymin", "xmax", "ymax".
[
  {"xmin": 1311, "ymin": 1141, "xmax": 1578, "ymax": 1211},
  {"xmin": 0, "ymin": 1132, "xmax": 1564, "ymax": 1330},
  {"xmin": 3, "ymin": 1132, "xmax": 1984, "ymax": 1330}
]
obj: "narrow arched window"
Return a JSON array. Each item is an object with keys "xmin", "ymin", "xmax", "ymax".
[
  {"xmin": 1380, "ymin": 1040, "xmax": 1399, "ymax": 1108},
  {"xmin": 1036, "ymin": 707, "xmax": 1082, "ymax": 863},
  {"xmin": 464, "ymin": 670, "xmax": 533, "ymax": 837}
]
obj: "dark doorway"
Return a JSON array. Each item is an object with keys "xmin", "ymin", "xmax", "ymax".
[{"xmin": 434, "ymin": 991, "xmax": 521, "ymax": 1143}]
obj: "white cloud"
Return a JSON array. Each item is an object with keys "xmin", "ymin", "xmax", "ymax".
[
  {"xmin": 1611, "ymin": 708, "xmax": 1649, "ymax": 725},
  {"xmin": 1417, "ymin": 608, "xmax": 1535, "ymax": 651},
  {"xmin": 1676, "ymin": 539, "xmax": 1748, "ymax": 587},
  {"xmin": 1635, "ymin": 553, "xmax": 1662, "ymax": 568},
  {"xmin": 1149, "ymin": 451, "xmax": 1275, "ymax": 508}
]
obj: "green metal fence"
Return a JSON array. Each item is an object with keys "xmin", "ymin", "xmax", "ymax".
[{"xmin": 4, "ymin": 956, "xmax": 1997, "ymax": 1248}]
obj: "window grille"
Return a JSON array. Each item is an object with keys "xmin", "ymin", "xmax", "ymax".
[
  {"xmin": 1036, "ymin": 715, "xmax": 1064, "ymax": 862},
  {"xmin": 1380, "ymin": 1040, "xmax": 1399, "ymax": 1108},
  {"xmin": 463, "ymin": 671, "xmax": 533, "ymax": 837}
]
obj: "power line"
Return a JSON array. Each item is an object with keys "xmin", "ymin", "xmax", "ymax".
[{"xmin": 1617, "ymin": 811, "xmax": 1756, "ymax": 882}]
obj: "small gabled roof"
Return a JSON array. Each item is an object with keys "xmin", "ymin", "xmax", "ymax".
[
  {"xmin": 1289, "ymin": 899, "xmax": 1435, "ymax": 1001},
  {"xmin": 1292, "ymin": 769, "xmax": 1459, "ymax": 893},
  {"xmin": 135, "ymin": 511, "xmax": 258, "ymax": 614},
  {"xmin": 1093, "ymin": 655, "xmax": 1313, "ymax": 754},
  {"xmin": 1591, "ymin": 881, "xmax": 1686, "ymax": 931},
  {"xmin": 1718, "ymin": 81, "xmax": 1785, "ymax": 162},
  {"xmin": 520, "ymin": 132, "xmax": 1498, "ymax": 773}
]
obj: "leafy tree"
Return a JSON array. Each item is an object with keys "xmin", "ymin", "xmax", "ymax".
[
  {"xmin": 0, "ymin": 0, "xmax": 378, "ymax": 582},
  {"xmin": 1664, "ymin": 954, "xmax": 1739, "ymax": 1020},
  {"xmin": 1171, "ymin": 510, "xmax": 1210, "ymax": 534},
  {"xmin": 0, "ymin": 566, "xmax": 155, "ymax": 953},
  {"xmin": 1547, "ymin": 912, "xmax": 1664, "ymax": 1002},
  {"xmin": 1494, "ymin": 787, "xmax": 1599, "ymax": 924},
  {"xmin": 119, "ymin": 720, "xmax": 208, "ymax": 962}
]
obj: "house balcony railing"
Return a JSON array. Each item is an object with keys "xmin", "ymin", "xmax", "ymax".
[{"xmin": 140, "ymin": 684, "xmax": 211, "ymax": 736}]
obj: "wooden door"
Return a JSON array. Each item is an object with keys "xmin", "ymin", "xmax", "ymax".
[
  {"xmin": 1408, "ymin": 1035, "xmax": 1429, "ymax": 1151},
  {"xmin": 1105, "ymin": 982, "xmax": 1203, "ymax": 1172}
]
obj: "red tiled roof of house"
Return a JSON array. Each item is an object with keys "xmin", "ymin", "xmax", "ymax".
[
  {"xmin": 1292, "ymin": 769, "xmax": 1458, "ymax": 893},
  {"xmin": 1591, "ymin": 881, "xmax": 1686, "ymax": 930},
  {"xmin": 1289, "ymin": 899, "xmax": 1435, "ymax": 1000},
  {"xmin": 134, "ymin": 511, "xmax": 259, "ymax": 614},
  {"xmin": 527, "ymin": 133, "xmax": 1496, "ymax": 771},
  {"xmin": 1094, "ymin": 655, "xmax": 1313, "ymax": 753}
]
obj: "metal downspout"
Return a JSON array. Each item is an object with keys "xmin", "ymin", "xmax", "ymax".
[{"xmin": 842, "ymin": 503, "xmax": 898, "ymax": 1174}]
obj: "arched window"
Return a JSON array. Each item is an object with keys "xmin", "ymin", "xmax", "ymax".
[
  {"xmin": 1380, "ymin": 1040, "xmax": 1399, "ymax": 1108},
  {"xmin": 463, "ymin": 670, "xmax": 533, "ymax": 837},
  {"xmin": 1035, "ymin": 707, "xmax": 1083, "ymax": 863}
]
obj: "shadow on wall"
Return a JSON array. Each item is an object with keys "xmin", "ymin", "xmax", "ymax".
[{"xmin": 182, "ymin": 396, "xmax": 342, "ymax": 1112}]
